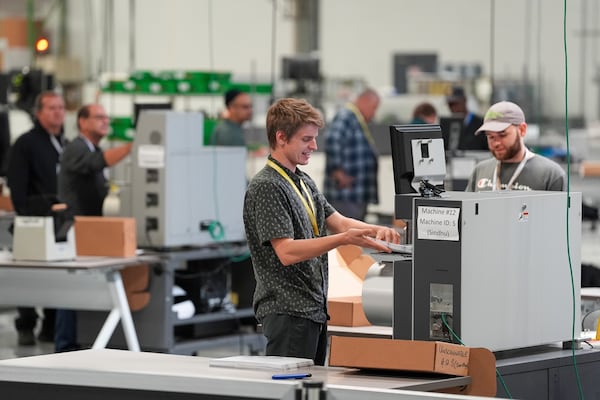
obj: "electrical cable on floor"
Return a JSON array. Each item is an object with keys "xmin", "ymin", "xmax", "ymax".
[
  {"xmin": 441, "ymin": 313, "xmax": 513, "ymax": 399},
  {"xmin": 562, "ymin": 0, "xmax": 585, "ymax": 398}
]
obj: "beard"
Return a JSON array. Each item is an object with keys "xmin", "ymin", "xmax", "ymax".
[{"xmin": 490, "ymin": 134, "xmax": 523, "ymax": 161}]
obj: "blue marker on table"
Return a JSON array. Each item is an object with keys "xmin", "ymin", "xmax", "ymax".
[{"xmin": 272, "ymin": 373, "xmax": 312, "ymax": 380}]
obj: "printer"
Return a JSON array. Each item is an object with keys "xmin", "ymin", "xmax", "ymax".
[{"xmin": 12, "ymin": 199, "xmax": 76, "ymax": 261}]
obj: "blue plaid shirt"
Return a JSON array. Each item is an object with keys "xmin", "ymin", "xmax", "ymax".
[{"xmin": 324, "ymin": 107, "xmax": 378, "ymax": 204}]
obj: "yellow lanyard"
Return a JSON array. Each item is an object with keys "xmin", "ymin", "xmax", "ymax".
[
  {"xmin": 267, "ymin": 159, "xmax": 320, "ymax": 237},
  {"xmin": 345, "ymin": 102, "xmax": 378, "ymax": 155}
]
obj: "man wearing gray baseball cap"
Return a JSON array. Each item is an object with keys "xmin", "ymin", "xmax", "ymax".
[{"xmin": 465, "ymin": 101, "xmax": 566, "ymax": 191}]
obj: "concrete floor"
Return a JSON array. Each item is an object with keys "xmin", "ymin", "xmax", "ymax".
[{"xmin": 0, "ymin": 219, "xmax": 599, "ymax": 361}]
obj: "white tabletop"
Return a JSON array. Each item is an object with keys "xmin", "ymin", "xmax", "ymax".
[
  {"xmin": 0, "ymin": 349, "xmax": 471, "ymax": 397},
  {"xmin": 0, "ymin": 251, "xmax": 160, "ymax": 270}
]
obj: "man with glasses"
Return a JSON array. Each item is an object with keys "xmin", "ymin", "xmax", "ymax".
[
  {"xmin": 6, "ymin": 91, "xmax": 66, "ymax": 346},
  {"xmin": 55, "ymin": 103, "xmax": 132, "ymax": 352},
  {"xmin": 465, "ymin": 101, "xmax": 566, "ymax": 192},
  {"xmin": 211, "ymin": 89, "xmax": 253, "ymax": 147}
]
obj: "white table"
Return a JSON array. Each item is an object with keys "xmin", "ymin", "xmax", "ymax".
[
  {"xmin": 0, "ymin": 349, "xmax": 482, "ymax": 400},
  {"xmin": 0, "ymin": 252, "xmax": 159, "ymax": 351}
]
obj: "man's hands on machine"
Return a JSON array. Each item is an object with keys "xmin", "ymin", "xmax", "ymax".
[{"xmin": 345, "ymin": 227, "xmax": 401, "ymax": 253}]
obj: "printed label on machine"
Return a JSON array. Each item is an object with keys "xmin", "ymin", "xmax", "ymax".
[
  {"xmin": 417, "ymin": 206, "xmax": 460, "ymax": 241},
  {"xmin": 138, "ymin": 145, "xmax": 165, "ymax": 168}
]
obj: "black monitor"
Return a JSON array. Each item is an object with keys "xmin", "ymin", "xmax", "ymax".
[
  {"xmin": 133, "ymin": 102, "xmax": 172, "ymax": 128},
  {"xmin": 439, "ymin": 116, "xmax": 464, "ymax": 152},
  {"xmin": 390, "ymin": 124, "xmax": 446, "ymax": 219}
]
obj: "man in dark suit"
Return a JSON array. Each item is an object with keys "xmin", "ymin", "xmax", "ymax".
[{"xmin": 6, "ymin": 91, "xmax": 66, "ymax": 346}]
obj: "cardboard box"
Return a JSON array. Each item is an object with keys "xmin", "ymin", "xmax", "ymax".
[
  {"xmin": 580, "ymin": 161, "xmax": 600, "ymax": 177},
  {"xmin": 0, "ymin": 195, "xmax": 13, "ymax": 211},
  {"xmin": 329, "ymin": 336, "xmax": 470, "ymax": 377},
  {"xmin": 121, "ymin": 263, "xmax": 150, "ymax": 311},
  {"xmin": 335, "ymin": 245, "xmax": 377, "ymax": 281},
  {"xmin": 75, "ymin": 216, "xmax": 137, "ymax": 257},
  {"xmin": 328, "ymin": 296, "xmax": 371, "ymax": 327}
]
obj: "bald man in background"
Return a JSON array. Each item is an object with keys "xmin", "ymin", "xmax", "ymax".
[{"xmin": 324, "ymin": 88, "xmax": 380, "ymax": 221}]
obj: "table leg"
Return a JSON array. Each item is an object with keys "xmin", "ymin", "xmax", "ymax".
[
  {"xmin": 92, "ymin": 309, "xmax": 120, "ymax": 349},
  {"xmin": 99, "ymin": 270, "xmax": 141, "ymax": 352}
]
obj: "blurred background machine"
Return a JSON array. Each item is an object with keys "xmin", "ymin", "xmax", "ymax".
[{"xmin": 129, "ymin": 110, "xmax": 246, "ymax": 249}]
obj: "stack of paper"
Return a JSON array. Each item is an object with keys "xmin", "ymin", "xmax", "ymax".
[{"xmin": 209, "ymin": 355, "xmax": 314, "ymax": 371}]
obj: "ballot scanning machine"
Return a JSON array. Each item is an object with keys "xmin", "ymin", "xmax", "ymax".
[
  {"xmin": 362, "ymin": 124, "xmax": 581, "ymax": 352},
  {"xmin": 129, "ymin": 111, "xmax": 246, "ymax": 248}
]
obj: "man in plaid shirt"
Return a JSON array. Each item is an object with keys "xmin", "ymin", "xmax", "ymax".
[{"xmin": 324, "ymin": 88, "xmax": 380, "ymax": 220}]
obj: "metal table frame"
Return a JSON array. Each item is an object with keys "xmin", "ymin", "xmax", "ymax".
[{"xmin": 0, "ymin": 253, "xmax": 159, "ymax": 351}]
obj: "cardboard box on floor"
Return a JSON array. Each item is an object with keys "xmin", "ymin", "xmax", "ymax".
[
  {"xmin": 329, "ymin": 336, "xmax": 497, "ymax": 396},
  {"xmin": 328, "ymin": 296, "xmax": 370, "ymax": 327},
  {"xmin": 74, "ymin": 216, "xmax": 137, "ymax": 257}
]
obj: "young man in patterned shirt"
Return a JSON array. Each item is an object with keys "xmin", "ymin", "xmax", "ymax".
[{"xmin": 243, "ymin": 98, "xmax": 400, "ymax": 365}]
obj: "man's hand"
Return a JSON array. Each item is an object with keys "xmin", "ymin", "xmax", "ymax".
[
  {"xmin": 373, "ymin": 226, "xmax": 401, "ymax": 244},
  {"xmin": 343, "ymin": 228, "xmax": 392, "ymax": 253}
]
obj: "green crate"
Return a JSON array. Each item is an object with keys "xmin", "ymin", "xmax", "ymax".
[
  {"xmin": 130, "ymin": 70, "xmax": 158, "ymax": 81},
  {"xmin": 101, "ymin": 80, "xmax": 131, "ymax": 93},
  {"xmin": 135, "ymin": 79, "xmax": 177, "ymax": 95},
  {"xmin": 229, "ymin": 82, "xmax": 273, "ymax": 94},
  {"xmin": 109, "ymin": 117, "xmax": 134, "ymax": 142},
  {"xmin": 184, "ymin": 71, "xmax": 232, "ymax": 94}
]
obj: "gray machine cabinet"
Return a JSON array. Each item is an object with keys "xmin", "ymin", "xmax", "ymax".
[
  {"xmin": 131, "ymin": 111, "xmax": 246, "ymax": 248},
  {"xmin": 393, "ymin": 191, "xmax": 582, "ymax": 352}
]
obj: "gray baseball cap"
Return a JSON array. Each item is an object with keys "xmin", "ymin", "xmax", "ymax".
[{"xmin": 475, "ymin": 101, "xmax": 526, "ymax": 134}]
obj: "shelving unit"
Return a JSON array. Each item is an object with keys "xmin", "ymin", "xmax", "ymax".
[
  {"xmin": 100, "ymin": 69, "xmax": 273, "ymax": 143},
  {"xmin": 77, "ymin": 243, "xmax": 263, "ymax": 355}
]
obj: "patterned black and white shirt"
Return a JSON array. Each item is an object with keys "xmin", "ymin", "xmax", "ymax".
[{"xmin": 243, "ymin": 156, "xmax": 336, "ymax": 324}]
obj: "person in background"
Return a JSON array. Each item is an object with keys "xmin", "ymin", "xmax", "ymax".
[
  {"xmin": 243, "ymin": 97, "xmax": 400, "ymax": 365},
  {"xmin": 211, "ymin": 89, "xmax": 253, "ymax": 147},
  {"xmin": 55, "ymin": 103, "xmax": 133, "ymax": 352},
  {"xmin": 410, "ymin": 102, "xmax": 437, "ymax": 124},
  {"xmin": 465, "ymin": 101, "xmax": 565, "ymax": 192},
  {"xmin": 446, "ymin": 86, "xmax": 488, "ymax": 151},
  {"xmin": 324, "ymin": 88, "xmax": 381, "ymax": 221},
  {"xmin": 6, "ymin": 91, "xmax": 66, "ymax": 346}
]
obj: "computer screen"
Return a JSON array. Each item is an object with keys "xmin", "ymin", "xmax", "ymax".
[
  {"xmin": 390, "ymin": 124, "xmax": 446, "ymax": 219},
  {"xmin": 133, "ymin": 102, "xmax": 172, "ymax": 128},
  {"xmin": 390, "ymin": 124, "xmax": 446, "ymax": 195},
  {"xmin": 439, "ymin": 116, "xmax": 464, "ymax": 152}
]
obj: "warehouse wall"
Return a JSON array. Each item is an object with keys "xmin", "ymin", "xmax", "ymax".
[
  {"xmin": 2, "ymin": 0, "xmax": 598, "ymax": 123},
  {"xmin": 66, "ymin": 0, "xmax": 295, "ymax": 83},
  {"xmin": 320, "ymin": 0, "xmax": 594, "ymax": 120}
]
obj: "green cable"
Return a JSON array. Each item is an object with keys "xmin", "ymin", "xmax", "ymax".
[
  {"xmin": 562, "ymin": 1, "xmax": 585, "ymax": 398},
  {"xmin": 441, "ymin": 313, "xmax": 513, "ymax": 399}
]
